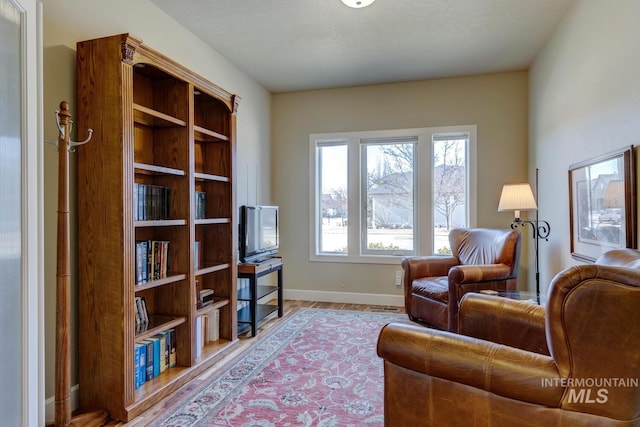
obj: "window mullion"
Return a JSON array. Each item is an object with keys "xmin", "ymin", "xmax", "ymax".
[
  {"xmin": 347, "ymin": 137, "xmax": 361, "ymax": 256},
  {"xmin": 417, "ymin": 134, "xmax": 432, "ymax": 255}
]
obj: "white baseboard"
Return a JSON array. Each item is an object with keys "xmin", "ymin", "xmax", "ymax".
[
  {"xmin": 45, "ymin": 384, "xmax": 80, "ymax": 424},
  {"xmin": 283, "ymin": 289, "xmax": 404, "ymax": 307}
]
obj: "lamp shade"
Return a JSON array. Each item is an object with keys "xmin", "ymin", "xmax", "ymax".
[
  {"xmin": 340, "ymin": 0, "xmax": 376, "ymax": 8},
  {"xmin": 498, "ymin": 184, "xmax": 537, "ymax": 216}
]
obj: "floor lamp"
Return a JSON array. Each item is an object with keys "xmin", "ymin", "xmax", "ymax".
[{"xmin": 497, "ymin": 169, "xmax": 550, "ymax": 300}]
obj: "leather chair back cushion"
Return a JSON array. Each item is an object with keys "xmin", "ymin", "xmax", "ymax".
[
  {"xmin": 450, "ymin": 228, "xmax": 520, "ymax": 277},
  {"xmin": 546, "ymin": 264, "xmax": 640, "ymax": 419},
  {"xmin": 596, "ymin": 248, "xmax": 640, "ymax": 268}
]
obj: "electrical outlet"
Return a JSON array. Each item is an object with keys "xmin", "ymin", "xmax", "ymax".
[{"xmin": 395, "ymin": 270, "xmax": 402, "ymax": 287}]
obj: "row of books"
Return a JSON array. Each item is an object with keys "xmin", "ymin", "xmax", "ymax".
[
  {"xmin": 135, "ymin": 240, "xmax": 170, "ymax": 285},
  {"xmin": 134, "ymin": 328, "xmax": 176, "ymax": 390},
  {"xmin": 135, "ymin": 296, "xmax": 150, "ymax": 332},
  {"xmin": 194, "ymin": 310, "xmax": 219, "ymax": 358},
  {"xmin": 195, "ymin": 191, "xmax": 206, "ymax": 219},
  {"xmin": 133, "ymin": 183, "xmax": 172, "ymax": 221}
]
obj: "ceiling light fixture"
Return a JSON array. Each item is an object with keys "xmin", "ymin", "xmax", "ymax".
[{"xmin": 340, "ymin": 0, "xmax": 375, "ymax": 8}]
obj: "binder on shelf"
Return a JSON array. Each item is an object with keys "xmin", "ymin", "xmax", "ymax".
[
  {"xmin": 194, "ymin": 316, "xmax": 203, "ymax": 358},
  {"xmin": 194, "ymin": 241, "xmax": 201, "ymax": 270},
  {"xmin": 140, "ymin": 339, "xmax": 154, "ymax": 381},
  {"xmin": 134, "ymin": 343, "xmax": 144, "ymax": 389},
  {"xmin": 154, "ymin": 332, "xmax": 168, "ymax": 373},
  {"xmin": 168, "ymin": 328, "xmax": 176, "ymax": 368},
  {"xmin": 195, "ymin": 191, "xmax": 206, "ymax": 219},
  {"xmin": 208, "ymin": 309, "xmax": 219, "ymax": 342},
  {"xmin": 150, "ymin": 336, "xmax": 161, "ymax": 377}
]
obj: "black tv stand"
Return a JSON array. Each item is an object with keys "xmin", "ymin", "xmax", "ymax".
[{"xmin": 237, "ymin": 257, "xmax": 283, "ymax": 337}]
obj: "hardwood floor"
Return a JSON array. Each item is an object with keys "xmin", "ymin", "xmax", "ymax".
[{"xmin": 100, "ymin": 300, "xmax": 405, "ymax": 426}]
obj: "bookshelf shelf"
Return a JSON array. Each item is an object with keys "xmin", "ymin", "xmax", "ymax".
[
  {"xmin": 194, "ymin": 218, "xmax": 230, "ymax": 225},
  {"xmin": 194, "ymin": 125, "xmax": 229, "ymax": 142},
  {"xmin": 134, "ymin": 162, "xmax": 186, "ymax": 176},
  {"xmin": 195, "ymin": 297, "xmax": 230, "ymax": 316},
  {"xmin": 134, "ymin": 315, "xmax": 186, "ymax": 340},
  {"xmin": 133, "ymin": 103, "xmax": 187, "ymax": 127},
  {"xmin": 195, "ymin": 263, "xmax": 231, "ymax": 277},
  {"xmin": 197, "ymin": 338, "xmax": 234, "ymax": 363},
  {"xmin": 134, "ymin": 274, "xmax": 187, "ymax": 292},
  {"xmin": 134, "ymin": 219, "xmax": 187, "ymax": 228},
  {"xmin": 194, "ymin": 172, "xmax": 230, "ymax": 182},
  {"xmin": 77, "ymin": 33, "xmax": 239, "ymax": 422}
]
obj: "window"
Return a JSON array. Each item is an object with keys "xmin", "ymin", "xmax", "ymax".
[
  {"xmin": 316, "ymin": 141, "xmax": 348, "ymax": 254},
  {"xmin": 310, "ymin": 125, "xmax": 476, "ymax": 263},
  {"xmin": 361, "ymin": 138, "xmax": 416, "ymax": 256},
  {"xmin": 432, "ymin": 135, "xmax": 469, "ymax": 254}
]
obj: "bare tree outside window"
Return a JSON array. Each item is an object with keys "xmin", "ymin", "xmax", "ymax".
[
  {"xmin": 318, "ymin": 143, "xmax": 348, "ymax": 253},
  {"xmin": 433, "ymin": 138, "xmax": 466, "ymax": 230},
  {"xmin": 364, "ymin": 142, "xmax": 415, "ymax": 254},
  {"xmin": 433, "ymin": 137, "xmax": 467, "ymax": 253}
]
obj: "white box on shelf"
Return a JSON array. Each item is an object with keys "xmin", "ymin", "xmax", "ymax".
[{"xmin": 208, "ymin": 309, "xmax": 219, "ymax": 342}]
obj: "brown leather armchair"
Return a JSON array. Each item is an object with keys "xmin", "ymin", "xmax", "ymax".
[
  {"xmin": 402, "ymin": 227, "xmax": 521, "ymax": 331},
  {"xmin": 458, "ymin": 248, "xmax": 640, "ymax": 356},
  {"xmin": 377, "ymin": 262, "xmax": 640, "ymax": 426}
]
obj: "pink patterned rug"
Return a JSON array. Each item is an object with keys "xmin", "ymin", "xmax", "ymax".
[{"xmin": 149, "ymin": 308, "xmax": 406, "ymax": 426}]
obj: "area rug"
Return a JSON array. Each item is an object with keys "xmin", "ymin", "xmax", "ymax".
[{"xmin": 149, "ymin": 308, "xmax": 406, "ymax": 426}]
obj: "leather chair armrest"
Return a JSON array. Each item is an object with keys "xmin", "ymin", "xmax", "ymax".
[
  {"xmin": 449, "ymin": 263, "xmax": 511, "ymax": 283},
  {"xmin": 401, "ymin": 255, "xmax": 459, "ymax": 281},
  {"xmin": 458, "ymin": 293, "xmax": 549, "ymax": 355},
  {"xmin": 377, "ymin": 322, "xmax": 563, "ymax": 407}
]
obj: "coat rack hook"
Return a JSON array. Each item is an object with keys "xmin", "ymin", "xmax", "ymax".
[
  {"xmin": 69, "ymin": 128, "xmax": 93, "ymax": 152},
  {"xmin": 55, "ymin": 109, "xmax": 64, "ymax": 136},
  {"xmin": 50, "ymin": 102, "xmax": 93, "ymax": 151}
]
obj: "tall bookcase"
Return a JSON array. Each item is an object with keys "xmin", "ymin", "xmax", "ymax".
[{"xmin": 75, "ymin": 33, "xmax": 240, "ymax": 421}]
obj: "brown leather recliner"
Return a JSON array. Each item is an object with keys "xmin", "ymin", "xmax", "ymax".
[
  {"xmin": 377, "ymin": 261, "xmax": 640, "ymax": 426},
  {"xmin": 458, "ymin": 248, "xmax": 640, "ymax": 356},
  {"xmin": 402, "ymin": 227, "xmax": 522, "ymax": 331}
]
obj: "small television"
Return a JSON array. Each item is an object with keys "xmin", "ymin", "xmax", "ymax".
[{"xmin": 239, "ymin": 205, "xmax": 279, "ymax": 263}]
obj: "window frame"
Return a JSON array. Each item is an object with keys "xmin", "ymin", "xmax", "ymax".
[{"xmin": 309, "ymin": 125, "xmax": 477, "ymax": 264}]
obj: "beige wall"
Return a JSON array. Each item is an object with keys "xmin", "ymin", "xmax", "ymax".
[
  {"xmin": 272, "ymin": 72, "xmax": 530, "ymax": 303},
  {"xmin": 42, "ymin": 0, "xmax": 271, "ymax": 413},
  {"xmin": 529, "ymin": 0, "xmax": 640, "ymax": 291}
]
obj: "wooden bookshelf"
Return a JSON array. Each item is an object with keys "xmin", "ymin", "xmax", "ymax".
[{"xmin": 76, "ymin": 33, "xmax": 240, "ymax": 422}]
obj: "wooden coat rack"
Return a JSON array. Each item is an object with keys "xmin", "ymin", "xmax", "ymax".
[{"xmin": 52, "ymin": 101, "xmax": 108, "ymax": 427}]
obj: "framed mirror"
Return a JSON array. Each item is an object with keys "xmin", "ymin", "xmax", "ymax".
[{"xmin": 569, "ymin": 146, "xmax": 636, "ymax": 262}]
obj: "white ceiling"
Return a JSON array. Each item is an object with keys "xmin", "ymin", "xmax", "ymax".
[{"xmin": 151, "ymin": 0, "xmax": 574, "ymax": 93}]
